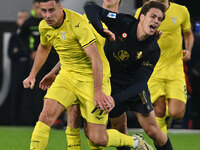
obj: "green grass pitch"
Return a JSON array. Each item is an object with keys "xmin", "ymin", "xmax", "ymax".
[{"xmin": 0, "ymin": 126, "xmax": 200, "ymax": 150}]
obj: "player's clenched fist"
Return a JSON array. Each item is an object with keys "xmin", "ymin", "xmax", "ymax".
[{"xmin": 23, "ymin": 74, "xmax": 36, "ymax": 89}]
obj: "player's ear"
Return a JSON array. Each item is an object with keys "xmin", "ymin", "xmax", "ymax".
[
  {"xmin": 59, "ymin": 4, "xmax": 63, "ymax": 12},
  {"xmin": 139, "ymin": 14, "xmax": 145, "ymax": 22}
]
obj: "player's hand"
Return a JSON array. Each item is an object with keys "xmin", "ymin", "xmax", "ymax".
[
  {"xmin": 39, "ymin": 71, "xmax": 57, "ymax": 91},
  {"xmin": 183, "ymin": 49, "xmax": 191, "ymax": 61},
  {"xmin": 23, "ymin": 74, "xmax": 35, "ymax": 89},
  {"xmin": 103, "ymin": 29, "xmax": 115, "ymax": 41},
  {"xmin": 94, "ymin": 91, "xmax": 112, "ymax": 112},
  {"xmin": 155, "ymin": 30, "xmax": 162, "ymax": 40},
  {"xmin": 104, "ymin": 96, "xmax": 115, "ymax": 113}
]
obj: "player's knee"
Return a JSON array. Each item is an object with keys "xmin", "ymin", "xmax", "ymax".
[
  {"xmin": 154, "ymin": 107, "xmax": 166, "ymax": 118},
  {"xmin": 169, "ymin": 109, "xmax": 185, "ymax": 120},
  {"xmin": 87, "ymin": 133, "xmax": 108, "ymax": 146}
]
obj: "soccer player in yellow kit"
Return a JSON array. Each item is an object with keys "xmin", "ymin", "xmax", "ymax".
[
  {"xmin": 135, "ymin": 0, "xmax": 194, "ymax": 134},
  {"xmin": 39, "ymin": 1, "xmax": 115, "ymax": 149},
  {"xmin": 23, "ymin": 0, "xmax": 149, "ymax": 150}
]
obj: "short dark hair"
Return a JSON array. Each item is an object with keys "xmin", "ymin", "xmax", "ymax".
[
  {"xmin": 140, "ymin": 0, "xmax": 166, "ymax": 19},
  {"xmin": 142, "ymin": 0, "xmax": 149, "ymax": 4},
  {"xmin": 33, "ymin": 0, "xmax": 40, "ymax": 3},
  {"xmin": 84, "ymin": 1, "xmax": 97, "ymax": 7},
  {"xmin": 38, "ymin": 0, "xmax": 60, "ymax": 3}
]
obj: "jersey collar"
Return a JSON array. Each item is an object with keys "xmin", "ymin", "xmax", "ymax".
[{"xmin": 54, "ymin": 10, "xmax": 66, "ymax": 29}]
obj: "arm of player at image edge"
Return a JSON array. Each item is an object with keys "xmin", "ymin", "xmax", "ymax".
[{"xmin": 183, "ymin": 28, "xmax": 194, "ymax": 61}]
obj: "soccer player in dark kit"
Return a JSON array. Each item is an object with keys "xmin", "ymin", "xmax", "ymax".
[{"xmin": 84, "ymin": 1, "xmax": 173, "ymax": 150}]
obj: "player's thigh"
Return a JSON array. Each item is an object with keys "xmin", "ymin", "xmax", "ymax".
[
  {"xmin": 76, "ymin": 78, "xmax": 111, "ymax": 125},
  {"xmin": 166, "ymin": 77, "xmax": 187, "ymax": 104},
  {"xmin": 148, "ymin": 77, "xmax": 166, "ymax": 104},
  {"xmin": 44, "ymin": 72, "xmax": 77, "ymax": 110}
]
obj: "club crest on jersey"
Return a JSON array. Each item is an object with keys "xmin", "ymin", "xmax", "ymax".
[
  {"xmin": 107, "ymin": 12, "xmax": 117, "ymax": 19},
  {"xmin": 59, "ymin": 32, "xmax": 67, "ymax": 40},
  {"xmin": 122, "ymin": 33, "xmax": 127, "ymax": 38},
  {"xmin": 136, "ymin": 51, "xmax": 143, "ymax": 59},
  {"xmin": 170, "ymin": 17, "xmax": 177, "ymax": 24}
]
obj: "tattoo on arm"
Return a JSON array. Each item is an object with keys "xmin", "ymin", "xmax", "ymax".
[{"xmin": 52, "ymin": 61, "xmax": 61, "ymax": 75}]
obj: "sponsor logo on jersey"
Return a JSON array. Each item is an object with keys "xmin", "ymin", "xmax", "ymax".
[
  {"xmin": 113, "ymin": 50, "xmax": 130, "ymax": 62},
  {"xmin": 107, "ymin": 12, "xmax": 117, "ymax": 19},
  {"xmin": 142, "ymin": 61, "xmax": 153, "ymax": 67}
]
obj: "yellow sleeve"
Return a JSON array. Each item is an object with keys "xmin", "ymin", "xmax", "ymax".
[
  {"xmin": 181, "ymin": 6, "xmax": 191, "ymax": 32},
  {"xmin": 39, "ymin": 22, "xmax": 50, "ymax": 46},
  {"xmin": 134, "ymin": 7, "xmax": 142, "ymax": 19},
  {"xmin": 72, "ymin": 17, "xmax": 96, "ymax": 49}
]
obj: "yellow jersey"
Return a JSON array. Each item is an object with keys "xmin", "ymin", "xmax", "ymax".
[
  {"xmin": 135, "ymin": 3, "xmax": 191, "ymax": 79},
  {"xmin": 82, "ymin": 14, "xmax": 111, "ymax": 80},
  {"xmin": 39, "ymin": 9, "xmax": 96, "ymax": 81}
]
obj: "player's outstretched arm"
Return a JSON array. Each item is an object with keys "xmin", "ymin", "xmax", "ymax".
[
  {"xmin": 84, "ymin": 4, "xmax": 119, "ymax": 38},
  {"xmin": 23, "ymin": 43, "xmax": 52, "ymax": 89}
]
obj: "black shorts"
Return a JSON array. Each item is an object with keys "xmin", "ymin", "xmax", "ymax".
[{"xmin": 109, "ymin": 86, "xmax": 153, "ymax": 118}]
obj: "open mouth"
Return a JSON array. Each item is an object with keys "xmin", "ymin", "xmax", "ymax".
[
  {"xmin": 149, "ymin": 25, "xmax": 157, "ymax": 32},
  {"xmin": 46, "ymin": 20, "xmax": 53, "ymax": 24}
]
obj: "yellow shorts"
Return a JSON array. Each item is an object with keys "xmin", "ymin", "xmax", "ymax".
[
  {"xmin": 44, "ymin": 71, "xmax": 111, "ymax": 125},
  {"xmin": 148, "ymin": 76, "xmax": 187, "ymax": 104}
]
